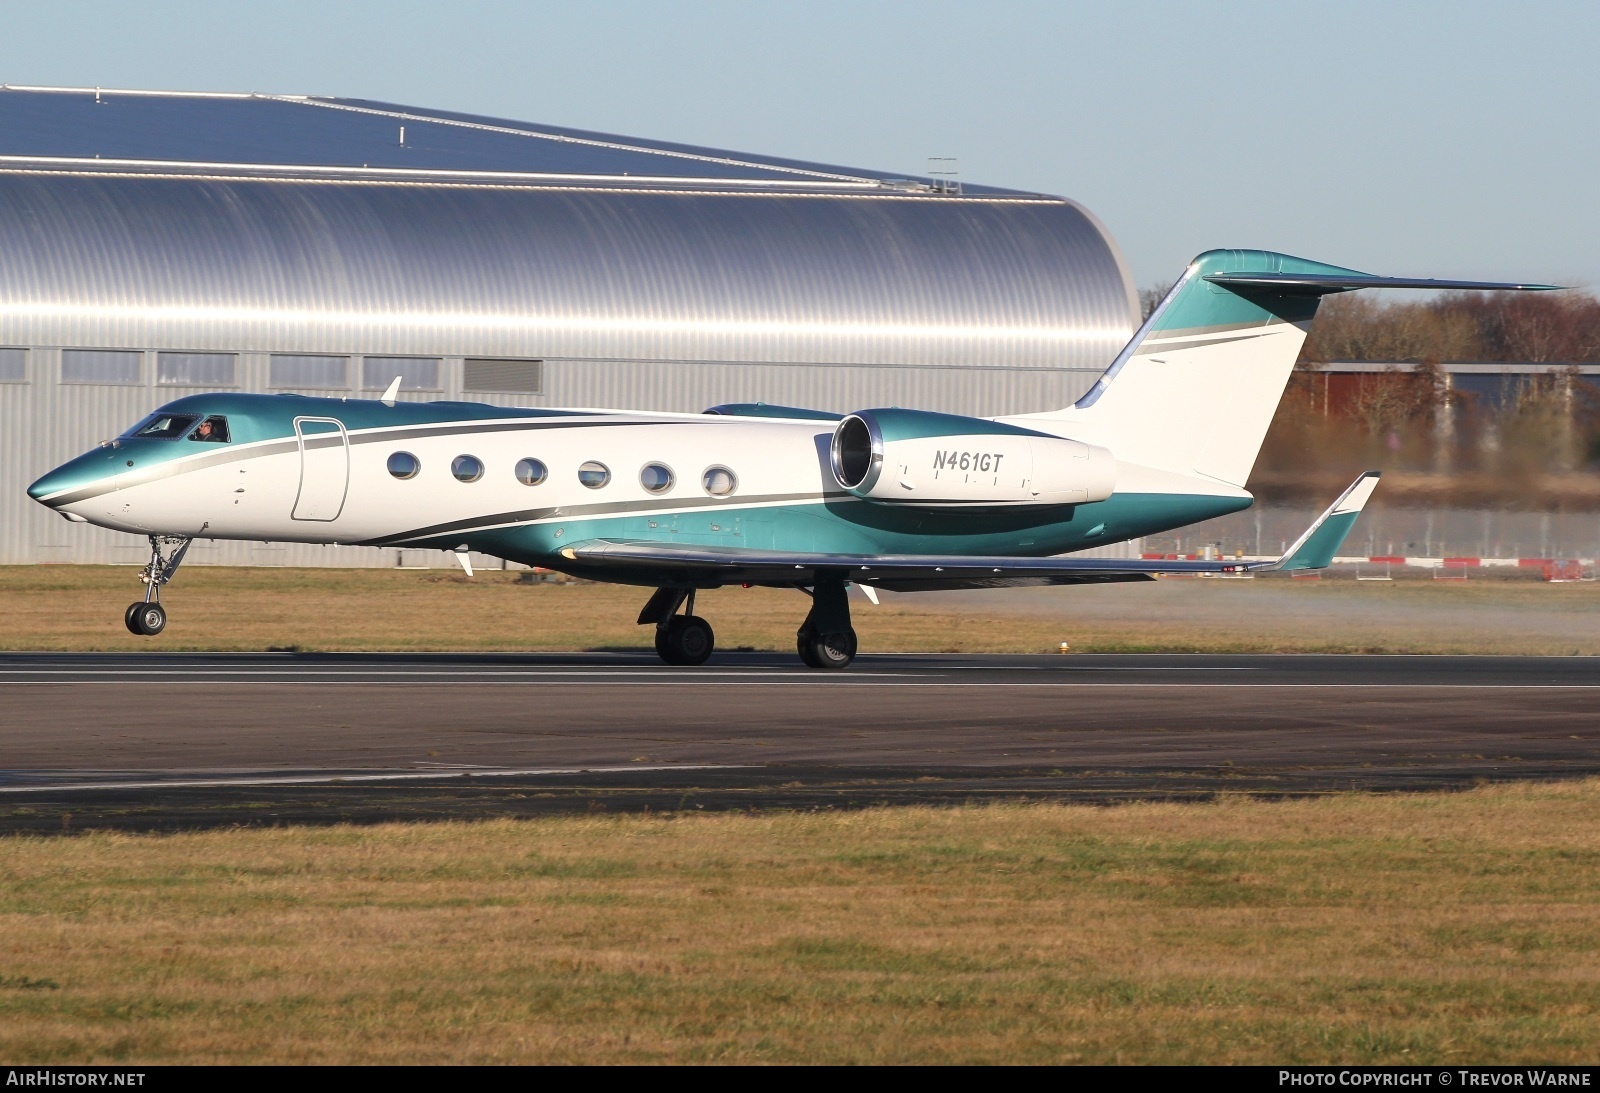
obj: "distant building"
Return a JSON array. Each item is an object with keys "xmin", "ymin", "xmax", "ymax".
[
  {"xmin": 1303, "ymin": 361, "xmax": 1600, "ymax": 419},
  {"xmin": 0, "ymin": 87, "xmax": 1137, "ymax": 565}
]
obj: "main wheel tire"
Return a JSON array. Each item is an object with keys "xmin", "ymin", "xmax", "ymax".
[
  {"xmin": 801, "ymin": 626, "xmax": 857, "ymax": 670},
  {"xmin": 124, "ymin": 602, "xmax": 144, "ymax": 635},
  {"xmin": 133, "ymin": 602, "xmax": 167, "ymax": 636},
  {"xmin": 659, "ymin": 615, "xmax": 714, "ymax": 666}
]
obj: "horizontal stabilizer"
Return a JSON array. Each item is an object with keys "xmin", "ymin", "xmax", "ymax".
[
  {"xmin": 1205, "ymin": 273, "xmax": 1562, "ymax": 295},
  {"xmin": 1265, "ymin": 472, "xmax": 1382, "ymax": 572}
]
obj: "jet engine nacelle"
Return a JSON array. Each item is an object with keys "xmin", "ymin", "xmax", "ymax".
[{"xmin": 829, "ymin": 408, "xmax": 1116, "ymax": 507}]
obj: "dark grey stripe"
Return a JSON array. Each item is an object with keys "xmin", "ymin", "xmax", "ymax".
[
  {"xmin": 1136, "ymin": 332, "xmax": 1267, "ymax": 355},
  {"xmin": 1146, "ymin": 316, "xmax": 1295, "ymax": 340},
  {"xmin": 40, "ymin": 438, "xmax": 302, "ymax": 507},
  {"xmin": 363, "ymin": 491, "xmax": 845, "ymax": 546}
]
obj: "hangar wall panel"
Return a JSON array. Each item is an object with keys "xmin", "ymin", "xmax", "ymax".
[{"xmin": 0, "ymin": 178, "xmax": 1134, "ymax": 370}]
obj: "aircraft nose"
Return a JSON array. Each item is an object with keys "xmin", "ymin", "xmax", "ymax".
[
  {"xmin": 26, "ymin": 468, "xmax": 68, "ymax": 505},
  {"xmin": 27, "ymin": 450, "xmax": 110, "ymax": 506}
]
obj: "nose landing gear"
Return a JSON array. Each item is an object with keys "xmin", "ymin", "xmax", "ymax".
[
  {"xmin": 125, "ymin": 601, "xmax": 167, "ymax": 636},
  {"xmin": 124, "ymin": 535, "xmax": 191, "ymax": 637}
]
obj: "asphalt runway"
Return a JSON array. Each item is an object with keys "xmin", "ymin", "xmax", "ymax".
[{"xmin": 3, "ymin": 651, "xmax": 1599, "ymax": 831}]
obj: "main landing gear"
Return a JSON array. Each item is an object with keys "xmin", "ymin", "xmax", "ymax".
[
  {"xmin": 636, "ymin": 574, "xmax": 858, "ymax": 670},
  {"xmin": 124, "ymin": 535, "xmax": 192, "ymax": 636},
  {"xmin": 796, "ymin": 575, "xmax": 856, "ymax": 670}
]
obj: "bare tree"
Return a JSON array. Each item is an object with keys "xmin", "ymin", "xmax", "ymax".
[
  {"xmin": 1300, "ymin": 288, "xmax": 1600, "ymax": 364},
  {"xmin": 1139, "ymin": 281, "xmax": 1174, "ymax": 321}
]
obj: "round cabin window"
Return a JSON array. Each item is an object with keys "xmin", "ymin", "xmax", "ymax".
[
  {"xmin": 387, "ymin": 451, "xmax": 420, "ymax": 480},
  {"xmin": 514, "ymin": 458, "xmax": 548, "ymax": 486},
  {"xmin": 640, "ymin": 462, "xmax": 675, "ymax": 494},
  {"xmin": 702, "ymin": 465, "xmax": 737, "ymax": 497},
  {"xmin": 451, "ymin": 455, "xmax": 484, "ymax": 483},
  {"xmin": 578, "ymin": 461, "xmax": 611, "ymax": 489}
]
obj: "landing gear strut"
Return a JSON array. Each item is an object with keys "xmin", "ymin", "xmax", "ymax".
[
  {"xmin": 125, "ymin": 535, "xmax": 191, "ymax": 636},
  {"xmin": 638, "ymin": 586, "xmax": 715, "ymax": 666},
  {"xmin": 796, "ymin": 574, "xmax": 856, "ymax": 670}
]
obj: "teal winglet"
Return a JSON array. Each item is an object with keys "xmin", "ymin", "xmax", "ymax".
[{"xmin": 1270, "ymin": 472, "xmax": 1381, "ymax": 572}]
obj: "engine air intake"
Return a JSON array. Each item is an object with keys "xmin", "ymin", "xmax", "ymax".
[
  {"xmin": 831, "ymin": 415, "xmax": 878, "ymax": 490},
  {"xmin": 829, "ymin": 407, "xmax": 1116, "ymax": 508}
]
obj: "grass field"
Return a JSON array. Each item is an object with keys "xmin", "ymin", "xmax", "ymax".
[
  {"xmin": 6, "ymin": 564, "xmax": 1600, "ymax": 654},
  {"xmin": 1, "ymin": 781, "xmax": 1598, "ymax": 1064}
]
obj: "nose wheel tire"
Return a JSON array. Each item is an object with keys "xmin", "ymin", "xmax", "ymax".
[
  {"xmin": 127, "ymin": 602, "xmax": 167, "ymax": 636},
  {"xmin": 797, "ymin": 624, "xmax": 856, "ymax": 669},
  {"xmin": 656, "ymin": 615, "xmax": 714, "ymax": 666}
]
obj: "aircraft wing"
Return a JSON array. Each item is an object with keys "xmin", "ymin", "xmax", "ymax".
[
  {"xmin": 559, "ymin": 472, "xmax": 1380, "ymax": 591},
  {"xmin": 564, "ymin": 540, "xmax": 1208, "ymax": 591}
]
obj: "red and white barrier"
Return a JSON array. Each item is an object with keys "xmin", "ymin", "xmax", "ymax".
[{"xmin": 1143, "ymin": 552, "xmax": 1594, "ymax": 580}]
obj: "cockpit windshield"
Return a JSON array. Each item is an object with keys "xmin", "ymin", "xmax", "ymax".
[
  {"xmin": 125, "ymin": 413, "xmax": 200, "ymax": 440},
  {"xmin": 186, "ymin": 416, "xmax": 230, "ymax": 443}
]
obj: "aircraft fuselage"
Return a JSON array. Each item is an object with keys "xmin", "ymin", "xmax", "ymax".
[{"xmin": 30, "ymin": 391, "xmax": 1249, "ymax": 586}]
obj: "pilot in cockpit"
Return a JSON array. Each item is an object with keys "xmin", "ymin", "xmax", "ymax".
[{"xmin": 188, "ymin": 416, "xmax": 229, "ymax": 443}]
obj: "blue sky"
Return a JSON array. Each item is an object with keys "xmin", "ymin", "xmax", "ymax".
[{"xmin": 1, "ymin": 1, "xmax": 1592, "ymax": 291}]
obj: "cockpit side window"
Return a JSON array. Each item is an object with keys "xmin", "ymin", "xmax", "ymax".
[
  {"xmin": 187, "ymin": 416, "xmax": 230, "ymax": 443},
  {"xmin": 127, "ymin": 413, "xmax": 200, "ymax": 439}
]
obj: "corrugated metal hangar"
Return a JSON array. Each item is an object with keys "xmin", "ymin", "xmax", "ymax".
[{"xmin": 0, "ymin": 86, "xmax": 1138, "ymax": 566}]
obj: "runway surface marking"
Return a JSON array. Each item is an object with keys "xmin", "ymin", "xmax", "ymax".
[
  {"xmin": 0, "ymin": 763, "xmax": 753, "ymax": 794},
  {"xmin": 0, "ymin": 666, "xmax": 1254, "ymax": 678},
  {"xmin": 3, "ymin": 679, "xmax": 1597, "ymax": 688}
]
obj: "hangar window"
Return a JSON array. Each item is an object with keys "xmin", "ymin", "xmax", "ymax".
[
  {"xmin": 0, "ymin": 348, "xmax": 26, "ymax": 383},
  {"xmin": 362, "ymin": 357, "xmax": 441, "ymax": 392},
  {"xmin": 387, "ymin": 452, "xmax": 421, "ymax": 480},
  {"xmin": 702, "ymin": 466, "xmax": 738, "ymax": 497},
  {"xmin": 578, "ymin": 461, "xmax": 610, "ymax": 489},
  {"xmin": 464, "ymin": 358, "xmax": 544, "ymax": 394},
  {"xmin": 270, "ymin": 354, "xmax": 349, "ymax": 390},
  {"xmin": 640, "ymin": 462, "xmax": 675, "ymax": 494},
  {"xmin": 514, "ymin": 458, "xmax": 548, "ymax": 486},
  {"xmin": 451, "ymin": 455, "xmax": 484, "ymax": 483},
  {"xmin": 158, "ymin": 352, "xmax": 237, "ymax": 387},
  {"xmin": 62, "ymin": 349, "xmax": 142, "ymax": 385}
]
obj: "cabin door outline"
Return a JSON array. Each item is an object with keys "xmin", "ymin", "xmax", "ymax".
[{"xmin": 291, "ymin": 416, "xmax": 350, "ymax": 521}]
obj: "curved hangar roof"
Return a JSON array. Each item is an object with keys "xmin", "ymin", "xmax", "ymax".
[{"xmin": 0, "ymin": 86, "xmax": 1138, "ymax": 369}]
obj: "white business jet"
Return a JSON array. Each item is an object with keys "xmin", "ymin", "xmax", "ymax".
[{"xmin": 27, "ymin": 249, "xmax": 1554, "ymax": 668}]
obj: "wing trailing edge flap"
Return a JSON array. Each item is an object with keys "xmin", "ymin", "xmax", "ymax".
[{"xmin": 559, "ymin": 472, "xmax": 1379, "ymax": 589}]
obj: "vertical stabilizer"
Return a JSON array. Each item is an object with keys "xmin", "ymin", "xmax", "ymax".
[
  {"xmin": 1012, "ymin": 250, "xmax": 1559, "ymax": 488},
  {"xmin": 1019, "ymin": 250, "xmax": 1343, "ymax": 486}
]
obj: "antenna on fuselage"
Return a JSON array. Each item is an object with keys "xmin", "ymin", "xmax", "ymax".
[{"xmin": 379, "ymin": 375, "xmax": 402, "ymax": 407}]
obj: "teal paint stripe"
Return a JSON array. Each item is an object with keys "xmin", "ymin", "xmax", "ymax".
[
  {"xmin": 859, "ymin": 407, "xmax": 1055, "ymax": 442},
  {"xmin": 424, "ymin": 491, "xmax": 1253, "ymax": 571},
  {"xmin": 152, "ymin": 391, "xmax": 598, "ymax": 445},
  {"xmin": 1149, "ymin": 249, "xmax": 1372, "ymax": 335}
]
